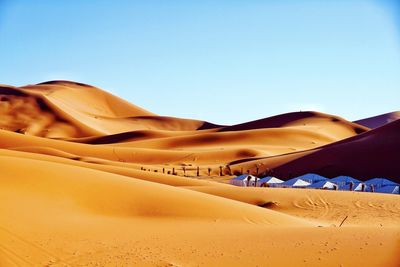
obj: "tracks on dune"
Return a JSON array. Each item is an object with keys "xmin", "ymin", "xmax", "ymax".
[
  {"xmin": 0, "ymin": 226, "xmax": 71, "ymax": 266},
  {"xmin": 354, "ymin": 199, "xmax": 400, "ymax": 213},
  {"xmin": 292, "ymin": 193, "xmax": 331, "ymax": 221},
  {"xmin": 291, "ymin": 192, "xmax": 400, "ymax": 226}
]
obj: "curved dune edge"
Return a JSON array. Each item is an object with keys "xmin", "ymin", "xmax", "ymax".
[
  {"xmin": 0, "ymin": 155, "xmax": 315, "ymax": 225},
  {"xmin": 20, "ymin": 81, "xmax": 222, "ymax": 135}
]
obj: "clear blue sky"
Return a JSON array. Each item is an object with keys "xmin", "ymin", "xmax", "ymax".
[{"xmin": 0, "ymin": 0, "xmax": 399, "ymax": 124}]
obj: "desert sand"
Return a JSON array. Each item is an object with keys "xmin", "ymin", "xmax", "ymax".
[
  {"xmin": 355, "ymin": 111, "xmax": 400, "ymax": 129},
  {"xmin": 0, "ymin": 81, "xmax": 399, "ymax": 267}
]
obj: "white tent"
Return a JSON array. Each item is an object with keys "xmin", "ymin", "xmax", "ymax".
[
  {"xmin": 292, "ymin": 179, "xmax": 311, "ymax": 187},
  {"xmin": 309, "ymin": 181, "xmax": 337, "ymax": 190},
  {"xmin": 256, "ymin": 176, "xmax": 283, "ymax": 187},
  {"xmin": 229, "ymin": 174, "xmax": 257, "ymax": 187},
  {"xmin": 281, "ymin": 178, "xmax": 311, "ymax": 187},
  {"xmin": 295, "ymin": 173, "xmax": 328, "ymax": 184},
  {"xmin": 353, "ymin": 183, "xmax": 366, "ymax": 191}
]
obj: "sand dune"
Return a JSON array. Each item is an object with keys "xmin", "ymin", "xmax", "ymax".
[
  {"xmin": 220, "ymin": 111, "xmax": 368, "ymax": 134},
  {"xmin": 0, "ymin": 81, "xmax": 398, "ymax": 266},
  {"xmin": 354, "ymin": 111, "xmax": 400, "ymax": 129},
  {"xmin": 1, "ymin": 81, "xmax": 220, "ymax": 138},
  {"xmin": 232, "ymin": 119, "xmax": 400, "ymax": 182},
  {"xmin": 0, "ymin": 83, "xmax": 363, "ymax": 181}
]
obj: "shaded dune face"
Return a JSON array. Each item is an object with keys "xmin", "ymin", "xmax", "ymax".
[
  {"xmin": 0, "ymin": 85, "xmax": 83, "ymax": 138},
  {"xmin": 354, "ymin": 111, "xmax": 400, "ymax": 129}
]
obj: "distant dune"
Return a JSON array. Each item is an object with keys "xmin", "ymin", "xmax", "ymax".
[
  {"xmin": 0, "ymin": 80, "xmax": 398, "ymax": 267},
  {"xmin": 232, "ymin": 119, "xmax": 400, "ymax": 182},
  {"xmin": 354, "ymin": 111, "xmax": 400, "ymax": 129},
  {"xmin": 220, "ymin": 111, "xmax": 368, "ymax": 134},
  {"xmin": 1, "ymin": 81, "xmax": 221, "ymax": 138}
]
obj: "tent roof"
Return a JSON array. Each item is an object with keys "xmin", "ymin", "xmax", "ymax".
[
  {"xmin": 309, "ymin": 180, "xmax": 337, "ymax": 189},
  {"xmin": 330, "ymin": 176, "xmax": 361, "ymax": 183},
  {"xmin": 338, "ymin": 182, "xmax": 364, "ymax": 190},
  {"xmin": 231, "ymin": 174, "xmax": 257, "ymax": 181},
  {"xmin": 296, "ymin": 173, "xmax": 328, "ymax": 183},
  {"xmin": 375, "ymin": 185, "xmax": 399, "ymax": 194},
  {"xmin": 293, "ymin": 179, "xmax": 311, "ymax": 187},
  {"xmin": 282, "ymin": 178, "xmax": 311, "ymax": 187},
  {"xmin": 258, "ymin": 176, "xmax": 283, "ymax": 184},
  {"xmin": 365, "ymin": 178, "xmax": 399, "ymax": 186}
]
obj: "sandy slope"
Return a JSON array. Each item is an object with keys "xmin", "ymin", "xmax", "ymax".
[
  {"xmin": 1, "ymin": 151, "xmax": 399, "ymax": 267},
  {"xmin": 354, "ymin": 111, "xmax": 400, "ymax": 129},
  {"xmin": 1, "ymin": 81, "xmax": 220, "ymax": 138},
  {"xmin": 0, "ymin": 81, "xmax": 399, "ymax": 267},
  {"xmin": 232, "ymin": 119, "xmax": 400, "ymax": 182}
]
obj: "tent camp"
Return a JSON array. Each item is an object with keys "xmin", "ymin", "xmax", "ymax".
[
  {"xmin": 295, "ymin": 173, "xmax": 328, "ymax": 184},
  {"xmin": 365, "ymin": 178, "xmax": 399, "ymax": 190},
  {"xmin": 280, "ymin": 177, "xmax": 311, "ymax": 188},
  {"xmin": 375, "ymin": 185, "xmax": 399, "ymax": 194},
  {"xmin": 229, "ymin": 174, "xmax": 258, "ymax": 187},
  {"xmin": 256, "ymin": 176, "xmax": 283, "ymax": 187},
  {"xmin": 330, "ymin": 176, "xmax": 361, "ymax": 189},
  {"xmin": 309, "ymin": 180, "xmax": 338, "ymax": 190}
]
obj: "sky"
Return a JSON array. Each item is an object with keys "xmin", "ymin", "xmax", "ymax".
[{"xmin": 0, "ymin": 0, "xmax": 399, "ymax": 125}]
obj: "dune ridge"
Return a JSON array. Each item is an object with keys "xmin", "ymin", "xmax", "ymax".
[{"xmin": 354, "ymin": 111, "xmax": 400, "ymax": 129}]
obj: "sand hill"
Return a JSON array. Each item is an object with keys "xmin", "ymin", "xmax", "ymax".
[
  {"xmin": 354, "ymin": 111, "xmax": 400, "ymax": 129},
  {"xmin": 232, "ymin": 119, "xmax": 400, "ymax": 182},
  {"xmin": 0, "ymin": 81, "xmax": 398, "ymax": 267}
]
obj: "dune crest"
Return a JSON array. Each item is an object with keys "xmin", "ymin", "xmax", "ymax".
[{"xmin": 354, "ymin": 111, "xmax": 400, "ymax": 129}]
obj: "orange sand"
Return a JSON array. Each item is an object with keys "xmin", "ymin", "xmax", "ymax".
[{"xmin": 0, "ymin": 81, "xmax": 399, "ymax": 267}]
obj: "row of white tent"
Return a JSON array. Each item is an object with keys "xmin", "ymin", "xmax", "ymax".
[{"xmin": 229, "ymin": 173, "xmax": 399, "ymax": 194}]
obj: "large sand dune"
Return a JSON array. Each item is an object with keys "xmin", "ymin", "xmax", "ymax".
[
  {"xmin": 354, "ymin": 111, "xmax": 400, "ymax": 129},
  {"xmin": 1, "ymin": 81, "xmax": 220, "ymax": 138},
  {"xmin": 232, "ymin": 118, "xmax": 400, "ymax": 182},
  {"xmin": 0, "ymin": 81, "xmax": 398, "ymax": 266}
]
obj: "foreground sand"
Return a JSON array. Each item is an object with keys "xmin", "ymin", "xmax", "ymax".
[
  {"xmin": 1, "ymin": 152, "xmax": 399, "ymax": 267},
  {"xmin": 1, "ymin": 81, "xmax": 399, "ymax": 266}
]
